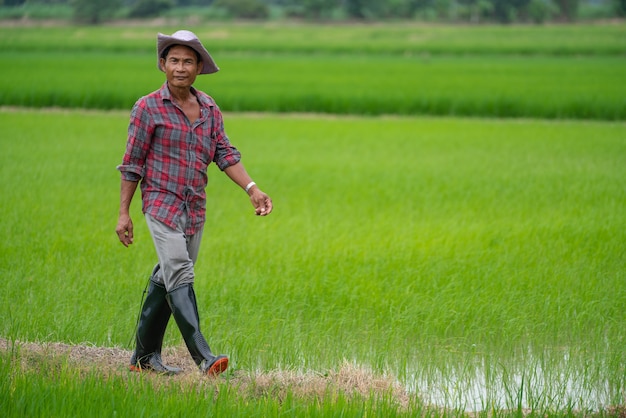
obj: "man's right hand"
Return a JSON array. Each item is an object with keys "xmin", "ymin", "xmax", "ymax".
[{"xmin": 116, "ymin": 213, "xmax": 134, "ymax": 247}]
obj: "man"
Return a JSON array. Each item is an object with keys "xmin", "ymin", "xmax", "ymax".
[{"xmin": 115, "ymin": 30, "xmax": 272, "ymax": 376}]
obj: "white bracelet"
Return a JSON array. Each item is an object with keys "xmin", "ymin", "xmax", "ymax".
[{"xmin": 245, "ymin": 181, "xmax": 256, "ymax": 193}]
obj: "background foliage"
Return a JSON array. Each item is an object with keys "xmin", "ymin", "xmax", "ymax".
[{"xmin": 0, "ymin": 0, "xmax": 624, "ymax": 23}]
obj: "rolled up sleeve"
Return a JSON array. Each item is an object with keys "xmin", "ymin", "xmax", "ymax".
[
  {"xmin": 212, "ymin": 107, "xmax": 241, "ymax": 171},
  {"xmin": 117, "ymin": 101, "xmax": 153, "ymax": 181}
]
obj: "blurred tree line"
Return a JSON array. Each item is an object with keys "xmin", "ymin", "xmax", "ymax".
[{"xmin": 2, "ymin": 0, "xmax": 624, "ymax": 23}]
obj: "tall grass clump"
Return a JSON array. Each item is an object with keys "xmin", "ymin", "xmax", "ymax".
[{"xmin": 1, "ymin": 108, "xmax": 624, "ymax": 413}]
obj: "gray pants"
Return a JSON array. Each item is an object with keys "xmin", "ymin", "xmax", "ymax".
[{"xmin": 145, "ymin": 213, "xmax": 204, "ymax": 292}]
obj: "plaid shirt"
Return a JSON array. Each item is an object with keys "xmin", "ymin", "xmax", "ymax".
[{"xmin": 117, "ymin": 82, "xmax": 241, "ymax": 235}]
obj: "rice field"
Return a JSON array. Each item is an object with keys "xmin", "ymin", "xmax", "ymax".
[
  {"xmin": 1, "ymin": 23, "xmax": 624, "ymax": 56},
  {"xmin": 1, "ymin": 107, "xmax": 625, "ymax": 415},
  {"xmin": 1, "ymin": 22, "xmax": 625, "ymax": 416},
  {"xmin": 1, "ymin": 23, "xmax": 625, "ymax": 120}
]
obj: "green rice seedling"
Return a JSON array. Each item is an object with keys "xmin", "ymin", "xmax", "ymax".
[
  {"xmin": 0, "ymin": 109, "xmax": 624, "ymax": 413},
  {"xmin": 2, "ymin": 23, "xmax": 625, "ymax": 120},
  {"xmin": 208, "ymin": 53, "xmax": 626, "ymax": 120},
  {"xmin": 0, "ymin": 23, "xmax": 624, "ymax": 56},
  {"xmin": 1, "ymin": 51, "xmax": 625, "ymax": 120},
  {"xmin": 0, "ymin": 346, "xmax": 419, "ymax": 417}
]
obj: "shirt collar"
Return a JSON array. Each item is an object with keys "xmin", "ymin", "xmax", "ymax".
[{"xmin": 160, "ymin": 82, "xmax": 213, "ymax": 109}]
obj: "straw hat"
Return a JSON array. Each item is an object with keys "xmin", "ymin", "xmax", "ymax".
[{"xmin": 157, "ymin": 30, "xmax": 219, "ymax": 74}]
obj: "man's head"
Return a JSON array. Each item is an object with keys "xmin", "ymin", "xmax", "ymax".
[{"xmin": 156, "ymin": 30, "xmax": 219, "ymax": 75}]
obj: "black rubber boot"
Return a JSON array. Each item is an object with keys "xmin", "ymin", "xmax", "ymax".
[
  {"xmin": 130, "ymin": 266, "xmax": 182, "ymax": 375},
  {"xmin": 166, "ymin": 284, "xmax": 228, "ymax": 376}
]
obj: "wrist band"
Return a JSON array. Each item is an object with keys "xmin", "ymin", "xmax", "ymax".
[{"xmin": 245, "ymin": 181, "xmax": 256, "ymax": 193}]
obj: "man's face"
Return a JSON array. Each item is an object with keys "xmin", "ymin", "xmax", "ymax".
[{"xmin": 160, "ymin": 45, "xmax": 202, "ymax": 89}]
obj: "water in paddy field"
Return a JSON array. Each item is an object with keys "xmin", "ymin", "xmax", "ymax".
[{"xmin": 406, "ymin": 350, "xmax": 620, "ymax": 412}]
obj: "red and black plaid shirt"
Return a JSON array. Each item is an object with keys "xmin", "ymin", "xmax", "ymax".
[{"xmin": 117, "ymin": 82, "xmax": 241, "ymax": 235}]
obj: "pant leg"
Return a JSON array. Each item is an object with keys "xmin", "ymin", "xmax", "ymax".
[{"xmin": 145, "ymin": 213, "xmax": 204, "ymax": 292}]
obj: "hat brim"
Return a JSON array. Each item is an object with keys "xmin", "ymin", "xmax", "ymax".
[{"xmin": 157, "ymin": 32, "xmax": 219, "ymax": 75}]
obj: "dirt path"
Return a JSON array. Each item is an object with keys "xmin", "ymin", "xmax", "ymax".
[{"xmin": 0, "ymin": 337, "xmax": 412, "ymax": 408}]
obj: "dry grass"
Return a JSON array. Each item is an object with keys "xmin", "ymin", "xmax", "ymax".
[{"xmin": 0, "ymin": 338, "xmax": 411, "ymax": 409}]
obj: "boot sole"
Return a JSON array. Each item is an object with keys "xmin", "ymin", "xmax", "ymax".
[
  {"xmin": 207, "ymin": 357, "xmax": 228, "ymax": 376},
  {"xmin": 129, "ymin": 364, "xmax": 182, "ymax": 375}
]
